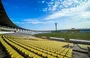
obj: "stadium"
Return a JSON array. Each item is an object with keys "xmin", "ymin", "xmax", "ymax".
[{"xmin": 0, "ymin": 0, "xmax": 90, "ymax": 58}]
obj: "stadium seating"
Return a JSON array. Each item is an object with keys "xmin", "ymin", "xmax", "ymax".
[
  {"xmin": 3, "ymin": 36, "xmax": 41, "ymax": 58},
  {"xmin": 78, "ymin": 44, "xmax": 90, "ymax": 49},
  {"xmin": 1, "ymin": 35, "xmax": 73, "ymax": 58},
  {"xmin": 0, "ymin": 36, "xmax": 24, "ymax": 58}
]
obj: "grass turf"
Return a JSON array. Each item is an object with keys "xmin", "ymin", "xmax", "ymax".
[{"xmin": 34, "ymin": 32, "xmax": 90, "ymax": 40}]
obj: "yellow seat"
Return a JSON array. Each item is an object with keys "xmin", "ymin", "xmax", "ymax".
[
  {"xmin": 33, "ymin": 55, "xmax": 41, "ymax": 58},
  {"xmin": 47, "ymin": 55, "xmax": 55, "ymax": 58},
  {"xmin": 42, "ymin": 53, "xmax": 48, "ymax": 57},
  {"xmin": 57, "ymin": 55, "xmax": 63, "ymax": 58}
]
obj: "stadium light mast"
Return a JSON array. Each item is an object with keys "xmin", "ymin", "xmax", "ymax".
[{"xmin": 55, "ymin": 23, "xmax": 57, "ymax": 31}]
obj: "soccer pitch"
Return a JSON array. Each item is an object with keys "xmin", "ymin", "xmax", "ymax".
[{"xmin": 34, "ymin": 32, "xmax": 90, "ymax": 41}]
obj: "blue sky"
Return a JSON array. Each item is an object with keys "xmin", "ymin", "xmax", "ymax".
[{"xmin": 2, "ymin": 0, "xmax": 90, "ymax": 30}]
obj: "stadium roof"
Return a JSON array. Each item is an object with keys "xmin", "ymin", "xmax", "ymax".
[{"xmin": 0, "ymin": 0, "xmax": 20, "ymax": 28}]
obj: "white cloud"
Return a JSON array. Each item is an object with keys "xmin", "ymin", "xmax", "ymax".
[
  {"xmin": 16, "ymin": 18, "xmax": 54, "ymax": 24},
  {"xmin": 15, "ymin": 0, "xmax": 90, "ymax": 30},
  {"xmin": 41, "ymin": 0, "xmax": 90, "ymax": 29},
  {"xmin": 42, "ymin": 1, "xmax": 45, "ymax": 3},
  {"xmin": 15, "ymin": 21, "xmax": 25, "ymax": 24},
  {"xmin": 67, "ymin": 20, "xmax": 90, "ymax": 29},
  {"xmin": 62, "ymin": 0, "xmax": 73, "ymax": 8},
  {"xmin": 44, "ymin": 1, "xmax": 90, "ymax": 20},
  {"xmin": 25, "ymin": 19, "xmax": 54, "ymax": 24},
  {"xmin": 43, "ymin": 0, "xmax": 86, "ymax": 12},
  {"xmin": 80, "ymin": 12, "xmax": 90, "ymax": 18},
  {"xmin": 52, "ymin": 3, "xmax": 58, "ymax": 11}
]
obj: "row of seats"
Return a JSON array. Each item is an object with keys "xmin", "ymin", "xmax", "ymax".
[
  {"xmin": 5, "ymin": 37, "xmax": 57, "ymax": 58},
  {"xmin": 3, "ymin": 36, "xmax": 41, "ymax": 58},
  {"xmin": 13, "ymin": 39, "xmax": 72, "ymax": 58},
  {"xmin": 14, "ymin": 39, "xmax": 70, "ymax": 57},
  {"xmin": 0, "ymin": 36, "xmax": 24, "ymax": 58},
  {"xmin": 78, "ymin": 44, "xmax": 89, "ymax": 49},
  {"xmin": 2, "ymin": 35, "xmax": 72, "ymax": 58}
]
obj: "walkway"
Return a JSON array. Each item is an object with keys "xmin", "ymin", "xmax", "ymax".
[{"xmin": 72, "ymin": 44, "xmax": 90, "ymax": 58}]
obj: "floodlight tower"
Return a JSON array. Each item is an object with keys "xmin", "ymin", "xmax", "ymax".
[{"xmin": 55, "ymin": 23, "xmax": 57, "ymax": 31}]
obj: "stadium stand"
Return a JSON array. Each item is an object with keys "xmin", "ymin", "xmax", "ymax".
[
  {"xmin": 0, "ymin": 34, "xmax": 73, "ymax": 58},
  {"xmin": 78, "ymin": 44, "xmax": 90, "ymax": 50},
  {"xmin": 80, "ymin": 29, "xmax": 90, "ymax": 32},
  {"xmin": 0, "ymin": 36, "xmax": 24, "ymax": 58}
]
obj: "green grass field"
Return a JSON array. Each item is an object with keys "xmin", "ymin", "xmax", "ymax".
[{"xmin": 34, "ymin": 32, "xmax": 90, "ymax": 40}]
